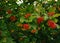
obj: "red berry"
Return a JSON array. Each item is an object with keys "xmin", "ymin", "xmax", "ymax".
[
  {"xmin": 37, "ymin": 17, "xmax": 44, "ymax": 24},
  {"xmin": 47, "ymin": 20, "xmax": 57, "ymax": 29},
  {"xmin": 10, "ymin": 16, "xmax": 17, "ymax": 22},
  {"xmin": 25, "ymin": 13, "xmax": 31, "ymax": 18},
  {"xmin": 31, "ymin": 30, "xmax": 36, "ymax": 33},
  {"xmin": 6, "ymin": 9, "xmax": 12, "ymax": 14},
  {"xmin": 48, "ymin": 12, "xmax": 55, "ymax": 16},
  {"xmin": 23, "ymin": 24, "xmax": 30, "ymax": 30}
]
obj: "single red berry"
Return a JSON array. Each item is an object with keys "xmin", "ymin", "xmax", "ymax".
[
  {"xmin": 48, "ymin": 12, "xmax": 55, "ymax": 16},
  {"xmin": 25, "ymin": 13, "xmax": 31, "ymax": 18},
  {"xmin": 31, "ymin": 29, "xmax": 36, "ymax": 33},
  {"xmin": 23, "ymin": 24, "xmax": 30, "ymax": 30},
  {"xmin": 37, "ymin": 17, "xmax": 44, "ymax": 24},
  {"xmin": 6, "ymin": 9, "xmax": 12, "ymax": 14},
  {"xmin": 47, "ymin": 20, "xmax": 57, "ymax": 29},
  {"xmin": 10, "ymin": 16, "xmax": 17, "ymax": 22}
]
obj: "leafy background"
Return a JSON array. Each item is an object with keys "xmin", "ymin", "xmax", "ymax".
[{"xmin": 0, "ymin": 0, "xmax": 60, "ymax": 43}]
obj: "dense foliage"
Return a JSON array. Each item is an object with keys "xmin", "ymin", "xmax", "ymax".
[{"xmin": 0, "ymin": 0, "xmax": 60, "ymax": 43}]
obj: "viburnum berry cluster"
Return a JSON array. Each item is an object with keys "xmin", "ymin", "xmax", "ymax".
[{"xmin": 0, "ymin": 0, "xmax": 60, "ymax": 43}]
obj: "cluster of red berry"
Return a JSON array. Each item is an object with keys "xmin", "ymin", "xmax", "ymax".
[{"xmin": 6, "ymin": 9, "xmax": 57, "ymax": 33}]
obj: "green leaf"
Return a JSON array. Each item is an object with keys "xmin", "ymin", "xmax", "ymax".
[
  {"xmin": 20, "ymin": 16, "xmax": 25, "ymax": 23},
  {"xmin": 1, "ymin": 30, "xmax": 10, "ymax": 37},
  {"xmin": 23, "ymin": 37, "xmax": 29, "ymax": 43},
  {"xmin": 53, "ymin": 14, "xmax": 60, "ymax": 17},
  {"xmin": 48, "ymin": 7, "xmax": 56, "ymax": 12},
  {"xmin": 5, "ymin": 14, "xmax": 12, "ymax": 18},
  {"xmin": 53, "ymin": 18, "xmax": 58, "ymax": 23},
  {"xmin": 0, "ymin": 37, "xmax": 15, "ymax": 43}
]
